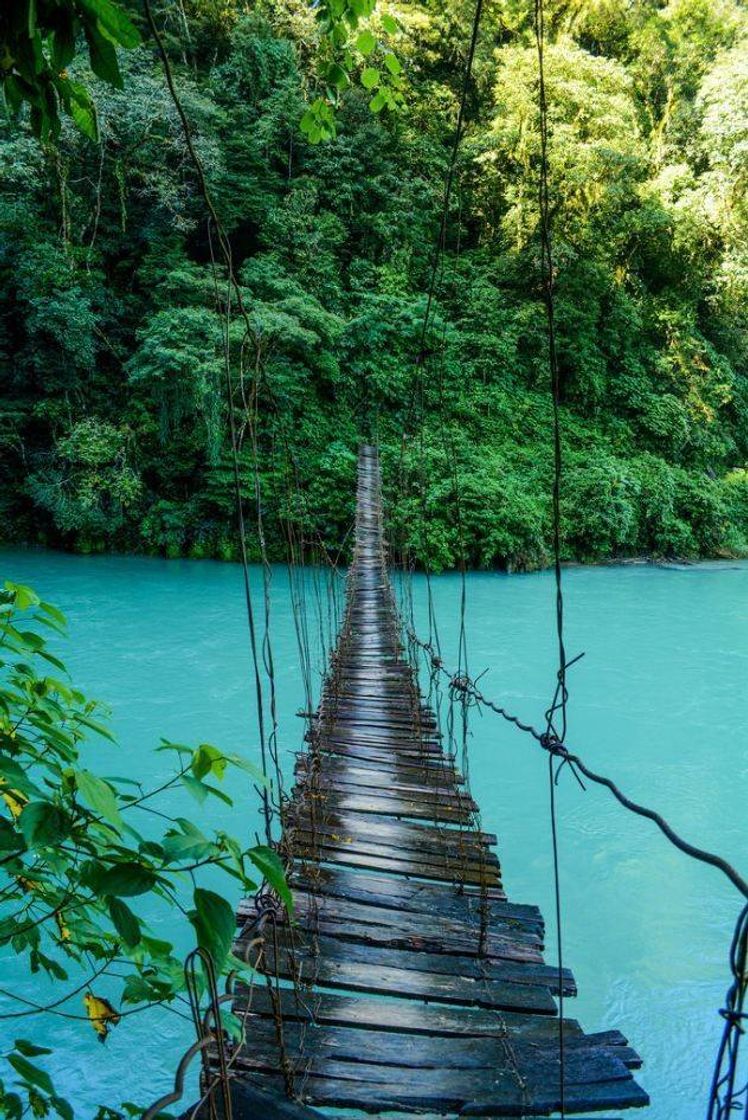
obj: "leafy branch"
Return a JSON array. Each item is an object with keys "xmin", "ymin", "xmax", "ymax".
[{"xmin": 0, "ymin": 580, "xmax": 290, "ymax": 1120}]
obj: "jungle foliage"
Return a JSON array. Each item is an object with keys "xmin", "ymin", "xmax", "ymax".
[
  {"xmin": 0, "ymin": 579, "xmax": 290, "ymax": 1120},
  {"xmin": 2, "ymin": 0, "xmax": 748, "ymax": 569}
]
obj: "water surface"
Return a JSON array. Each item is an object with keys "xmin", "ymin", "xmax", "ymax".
[{"xmin": 1, "ymin": 548, "xmax": 745, "ymax": 1119}]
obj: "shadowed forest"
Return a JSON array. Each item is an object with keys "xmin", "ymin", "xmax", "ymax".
[{"xmin": 2, "ymin": 0, "xmax": 748, "ymax": 569}]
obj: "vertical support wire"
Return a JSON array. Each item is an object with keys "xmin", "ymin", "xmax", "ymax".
[{"xmin": 533, "ymin": 0, "xmax": 569, "ymax": 1113}]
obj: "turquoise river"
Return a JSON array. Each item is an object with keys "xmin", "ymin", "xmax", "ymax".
[{"xmin": 1, "ymin": 548, "xmax": 746, "ymax": 1120}]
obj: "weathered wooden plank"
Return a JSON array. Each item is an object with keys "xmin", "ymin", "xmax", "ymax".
[
  {"xmin": 284, "ymin": 808, "xmax": 498, "ymax": 850},
  {"xmin": 232, "ymin": 1068, "xmax": 648, "ymax": 1115},
  {"xmin": 288, "ymin": 829, "xmax": 501, "ymax": 876},
  {"xmin": 290, "ymin": 841, "xmax": 502, "ymax": 887},
  {"xmin": 295, "ymin": 759, "xmax": 468, "ymax": 800},
  {"xmin": 262, "ymin": 934, "xmax": 568, "ymax": 993},
  {"xmin": 287, "ymin": 868, "xmax": 539, "ymax": 929},
  {"xmin": 232, "ymin": 1020, "xmax": 639, "ymax": 1073},
  {"xmin": 233, "ymin": 986, "xmax": 587, "ymax": 1042},
  {"xmin": 294, "ymin": 788, "xmax": 475, "ymax": 823},
  {"xmin": 284, "ymin": 893, "xmax": 541, "ymax": 962},
  {"xmin": 298, "ymin": 781, "xmax": 478, "ymax": 816},
  {"xmin": 287, "ymin": 887, "xmax": 535, "ymax": 950}
]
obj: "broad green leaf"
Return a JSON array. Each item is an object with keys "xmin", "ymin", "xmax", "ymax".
[
  {"xmin": 191, "ymin": 744, "xmax": 227, "ymax": 782},
  {"xmin": 78, "ymin": 0, "xmax": 141, "ymax": 48},
  {"xmin": 4, "ymin": 582, "xmax": 39, "ymax": 610},
  {"xmin": 355, "ymin": 30, "xmax": 376, "ymax": 55},
  {"xmin": 51, "ymin": 1096, "xmax": 74, "ymax": 1120},
  {"xmin": 361, "ymin": 67, "xmax": 380, "ymax": 90},
  {"xmin": 190, "ymin": 888, "xmax": 235, "ymax": 969},
  {"xmin": 380, "ymin": 13, "xmax": 398, "ymax": 34},
  {"xmin": 181, "ymin": 773, "xmax": 207, "ymax": 804},
  {"xmin": 0, "ymin": 757, "xmax": 44, "ymax": 799},
  {"xmin": 50, "ymin": 20, "xmax": 75, "ymax": 71},
  {"xmin": 202, "ymin": 782, "xmax": 232, "ymax": 806},
  {"xmin": 161, "ymin": 831, "xmax": 213, "ymax": 863},
  {"xmin": 67, "ymin": 81, "xmax": 98, "ymax": 141},
  {"xmin": 39, "ymin": 601, "xmax": 67, "ymax": 628},
  {"xmin": 383, "ymin": 52, "xmax": 401, "ymax": 76},
  {"xmin": 75, "ymin": 770, "xmax": 122, "ymax": 830},
  {"xmin": 95, "ymin": 862, "xmax": 156, "ymax": 898},
  {"xmin": 248, "ymin": 846, "xmax": 293, "ymax": 912},
  {"xmin": 19, "ymin": 801, "xmax": 70, "ymax": 848},
  {"xmin": 83, "ymin": 25, "xmax": 123, "ymax": 89},
  {"xmin": 107, "ymin": 896, "xmax": 141, "ymax": 947},
  {"xmin": 8, "ymin": 1053, "xmax": 54, "ymax": 1096},
  {"xmin": 326, "ymin": 62, "xmax": 349, "ymax": 90},
  {"xmin": 370, "ymin": 90, "xmax": 387, "ymax": 112}
]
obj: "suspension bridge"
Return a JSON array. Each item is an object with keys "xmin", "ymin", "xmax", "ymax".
[{"xmin": 217, "ymin": 445, "xmax": 648, "ymax": 1116}]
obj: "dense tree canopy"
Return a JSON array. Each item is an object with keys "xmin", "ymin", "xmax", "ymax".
[{"xmin": 2, "ymin": 0, "xmax": 748, "ymax": 568}]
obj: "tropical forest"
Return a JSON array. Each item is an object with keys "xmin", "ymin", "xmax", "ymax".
[{"xmin": 1, "ymin": 3, "xmax": 747, "ymax": 1120}]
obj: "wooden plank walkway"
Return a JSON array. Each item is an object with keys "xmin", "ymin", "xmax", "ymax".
[{"xmin": 229, "ymin": 445, "xmax": 648, "ymax": 1116}]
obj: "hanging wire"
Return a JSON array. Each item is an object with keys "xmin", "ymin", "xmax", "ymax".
[{"xmin": 532, "ymin": 0, "xmax": 571, "ymax": 1110}]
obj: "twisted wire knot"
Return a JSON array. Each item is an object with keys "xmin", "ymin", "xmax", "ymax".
[{"xmin": 539, "ymin": 730, "xmax": 569, "ymax": 760}]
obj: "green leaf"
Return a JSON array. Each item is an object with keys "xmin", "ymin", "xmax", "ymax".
[
  {"xmin": 14, "ymin": 1040, "xmax": 52, "ymax": 1058},
  {"xmin": 4, "ymin": 582, "xmax": 39, "ymax": 610},
  {"xmin": 39, "ymin": 601, "xmax": 67, "ymax": 629},
  {"xmin": 361, "ymin": 67, "xmax": 380, "ymax": 90},
  {"xmin": 0, "ymin": 756, "xmax": 44, "ymax": 799},
  {"xmin": 50, "ymin": 20, "xmax": 75, "ymax": 71},
  {"xmin": 2, "ymin": 1092, "xmax": 22, "ymax": 1120},
  {"xmin": 383, "ymin": 52, "xmax": 401, "ymax": 76},
  {"xmin": 191, "ymin": 744, "xmax": 227, "ymax": 782},
  {"xmin": 369, "ymin": 90, "xmax": 387, "ymax": 113},
  {"xmin": 18, "ymin": 802, "xmax": 70, "ymax": 848},
  {"xmin": 189, "ymin": 888, "xmax": 235, "ymax": 970},
  {"xmin": 355, "ymin": 29, "xmax": 376, "ymax": 55},
  {"xmin": 161, "ymin": 830, "xmax": 213, "ymax": 863},
  {"xmin": 75, "ymin": 770, "xmax": 122, "ymax": 830},
  {"xmin": 220, "ymin": 1009, "xmax": 243, "ymax": 1041},
  {"xmin": 67, "ymin": 81, "xmax": 98, "ymax": 141},
  {"xmin": 180, "ymin": 773, "xmax": 207, "ymax": 804},
  {"xmin": 202, "ymin": 782, "xmax": 232, "ymax": 806},
  {"xmin": 78, "ymin": 0, "xmax": 141, "ymax": 48},
  {"xmin": 107, "ymin": 896, "xmax": 141, "ymax": 947},
  {"xmin": 8, "ymin": 1053, "xmax": 54, "ymax": 1096},
  {"xmin": 51, "ymin": 1096, "xmax": 74, "ymax": 1120},
  {"xmin": 83, "ymin": 24, "xmax": 123, "ymax": 89},
  {"xmin": 95, "ymin": 862, "xmax": 156, "ymax": 898},
  {"xmin": 325, "ymin": 62, "xmax": 349, "ymax": 90},
  {"xmin": 248, "ymin": 846, "xmax": 292, "ymax": 913},
  {"xmin": 75, "ymin": 713, "xmax": 116, "ymax": 741},
  {"xmin": 381, "ymin": 13, "xmax": 398, "ymax": 34},
  {"xmin": 223, "ymin": 754, "xmax": 270, "ymax": 788}
]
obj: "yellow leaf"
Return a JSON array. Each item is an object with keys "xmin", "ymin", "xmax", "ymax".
[
  {"xmin": 83, "ymin": 992, "xmax": 121, "ymax": 1043},
  {"xmin": 55, "ymin": 911, "xmax": 71, "ymax": 941},
  {"xmin": 1, "ymin": 783, "xmax": 27, "ymax": 820},
  {"xmin": 17, "ymin": 876, "xmax": 41, "ymax": 893}
]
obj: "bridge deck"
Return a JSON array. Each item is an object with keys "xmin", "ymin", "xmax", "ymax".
[{"xmin": 229, "ymin": 445, "xmax": 647, "ymax": 1116}]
